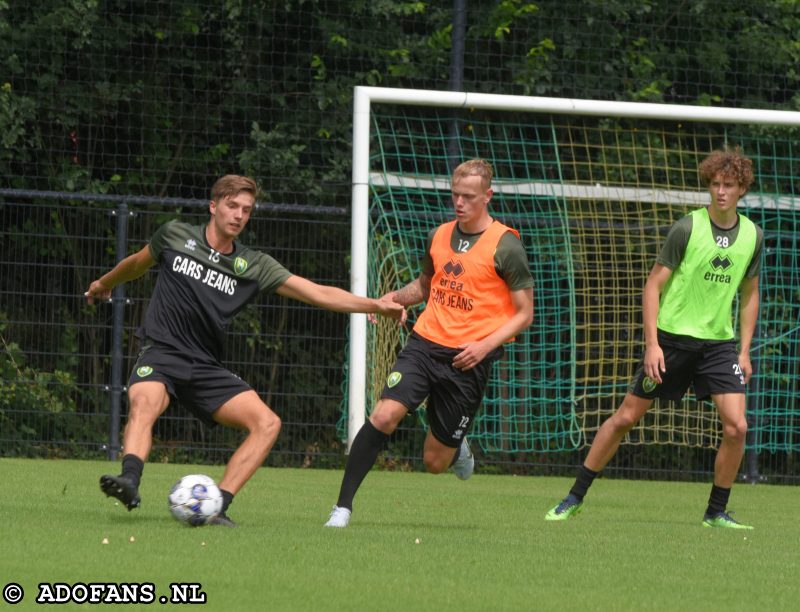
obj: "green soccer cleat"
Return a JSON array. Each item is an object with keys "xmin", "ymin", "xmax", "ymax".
[
  {"xmin": 702, "ymin": 511, "xmax": 753, "ymax": 530},
  {"xmin": 544, "ymin": 494, "xmax": 583, "ymax": 521}
]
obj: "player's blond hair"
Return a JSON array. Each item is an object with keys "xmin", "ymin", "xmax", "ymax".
[
  {"xmin": 210, "ymin": 175, "xmax": 259, "ymax": 202},
  {"xmin": 452, "ymin": 159, "xmax": 493, "ymax": 190},
  {"xmin": 698, "ymin": 147, "xmax": 755, "ymax": 193}
]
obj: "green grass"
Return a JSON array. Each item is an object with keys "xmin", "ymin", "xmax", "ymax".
[{"xmin": 1, "ymin": 458, "xmax": 798, "ymax": 611}]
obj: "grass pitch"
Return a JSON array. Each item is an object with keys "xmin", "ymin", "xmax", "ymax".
[{"xmin": 1, "ymin": 458, "xmax": 797, "ymax": 611}]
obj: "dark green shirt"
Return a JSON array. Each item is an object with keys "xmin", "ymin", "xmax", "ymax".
[
  {"xmin": 422, "ymin": 221, "xmax": 534, "ymax": 291},
  {"xmin": 142, "ymin": 220, "xmax": 291, "ymax": 362}
]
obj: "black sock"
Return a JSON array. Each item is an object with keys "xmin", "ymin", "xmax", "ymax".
[
  {"xmin": 120, "ymin": 454, "xmax": 144, "ymax": 488},
  {"xmin": 568, "ymin": 465, "xmax": 599, "ymax": 501},
  {"xmin": 221, "ymin": 489, "xmax": 234, "ymax": 513},
  {"xmin": 335, "ymin": 421, "xmax": 390, "ymax": 511},
  {"xmin": 706, "ymin": 484, "xmax": 731, "ymax": 517}
]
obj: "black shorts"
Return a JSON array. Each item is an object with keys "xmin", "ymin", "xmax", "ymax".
[
  {"xmin": 128, "ymin": 342, "xmax": 253, "ymax": 426},
  {"xmin": 380, "ymin": 333, "xmax": 503, "ymax": 447},
  {"xmin": 629, "ymin": 330, "xmax": 746, "ymax": 402}
]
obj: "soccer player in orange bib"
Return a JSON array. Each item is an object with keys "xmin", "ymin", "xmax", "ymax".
[{"xmin": 325, "ymin": 159, "xmax": 534, "ymax": 528}]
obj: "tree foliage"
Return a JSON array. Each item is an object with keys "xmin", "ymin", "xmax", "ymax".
[
  {"xmin": 0, "ymin": 0, "xmax": 797, "ymax": 198},
  {"xmin": 1, "ymin": 1, "xmax": 798, "ymax": 464}
]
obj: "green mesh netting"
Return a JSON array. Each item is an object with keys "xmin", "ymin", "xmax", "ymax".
[{"xmin": 340, "ymin": 107, "xmax": 800, "ymax": 454}]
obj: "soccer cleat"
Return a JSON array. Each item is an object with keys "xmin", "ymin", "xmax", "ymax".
[
  {"xmin": 702, "ymin": 511, "xmax": 753, "ymax": 530},
  {"xmin": 100, "ymin": 474, "xmax": 141, "ymax": 511},
  {"xmin": 207, "ymin": 512, "xmax": 237, "ymax": 527},
  {"xmin": 451, "ymin": 437, "xmax": 475, "ymax": 480},
  {"xmin": 324, "ymin": 505, "xmax": 351, "ymax": 528},
  {"xmin": 544, "ymin": 494, "xmax": 583, "ymax": 521}
]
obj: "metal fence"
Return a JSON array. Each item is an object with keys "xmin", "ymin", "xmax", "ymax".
[
  {"xmin": 1, "ymin": 193, "xmax": 356, "ymax": 468},
  {"xmin": 2, "ymin": 192, "xmax": 798, "ymax": 484}
]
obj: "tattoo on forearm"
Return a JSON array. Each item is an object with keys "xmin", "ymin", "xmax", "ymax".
[{"xmin": 394, "ymin": 276, "xmax": 430, "ymax": 306}]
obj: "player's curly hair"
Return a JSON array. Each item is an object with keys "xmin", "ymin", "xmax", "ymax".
[
  {"xmin": 698, "ymin": 147, "xmax": 754, "ymax": 193},
  {"xmin": 210, "ymin": 175, "xmax": 259, "ymax": 202},
  {"xmin": 453, "ymin": 158, "xmax": 494, "ymax": 189}
]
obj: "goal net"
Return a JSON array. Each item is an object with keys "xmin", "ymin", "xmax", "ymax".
[{"xmin": 343, "ymin": 87, "xmax": 800, "ymax": 455}]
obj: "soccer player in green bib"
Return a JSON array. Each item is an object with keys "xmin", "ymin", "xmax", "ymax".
[
  {"xmin": 85, "ymin": 175, "xmax": 405, "ymax": 526},
  {"xmin": 545, "ymin": 148, "xmax": 762, "ymax": 529}
]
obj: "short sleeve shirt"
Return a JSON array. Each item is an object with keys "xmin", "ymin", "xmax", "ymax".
[{"xmin": 142, "ymin": 220, "xmax": 292, "ymax": 362}]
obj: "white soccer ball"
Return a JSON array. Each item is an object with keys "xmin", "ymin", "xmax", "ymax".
[{"xmin": 168, "ymin": 474, "xmax": 223, "ymax": 526}]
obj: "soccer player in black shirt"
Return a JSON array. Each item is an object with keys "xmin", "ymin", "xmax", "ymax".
[{"xmin": 86, "ymin": 175, "xmax": 405, "ymax": 525}]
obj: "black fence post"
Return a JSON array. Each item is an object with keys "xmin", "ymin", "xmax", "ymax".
[{"xmin": 107, "ymin": 201, "xmax": 129, "ymax": 460}]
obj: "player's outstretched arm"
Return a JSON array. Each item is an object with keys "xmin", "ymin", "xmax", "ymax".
[
  {"xmin": 382, "ymin": 273, "xmax": 432, "ymax": 307},
  {"xmin": 85, "ymin": 245, "xmax": 156, "ymax": 304},
  {"xmin": 276, "ymin": 275, "xmax": 406, "ymax": 322},
  {"xmin": 737, "ymin": 275, "xmax": 759, "ymax": 383},
  {"xmin": 365, "ymin": 273, "xmax": 432, "ymax": 325}
]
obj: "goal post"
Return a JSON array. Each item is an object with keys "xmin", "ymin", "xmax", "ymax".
[{"xmin": 347, "ymin": 86, "xmax": 800, "ymax": 454}]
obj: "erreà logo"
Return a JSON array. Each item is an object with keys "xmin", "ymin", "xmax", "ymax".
[
  {"xmin": 137, "ymin": 366, "xmax": 153, "ymax": 377},
  {"xmin": 709, "ymin": 254, "xmax": 733, "ymax": 272},
  {"xmin": 234, "ymin": 257, "xmax": 248, "ymax": 275},
  {"xmin": 443, "ymin": 259, "xmax": 465, "ymax": 278}
]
